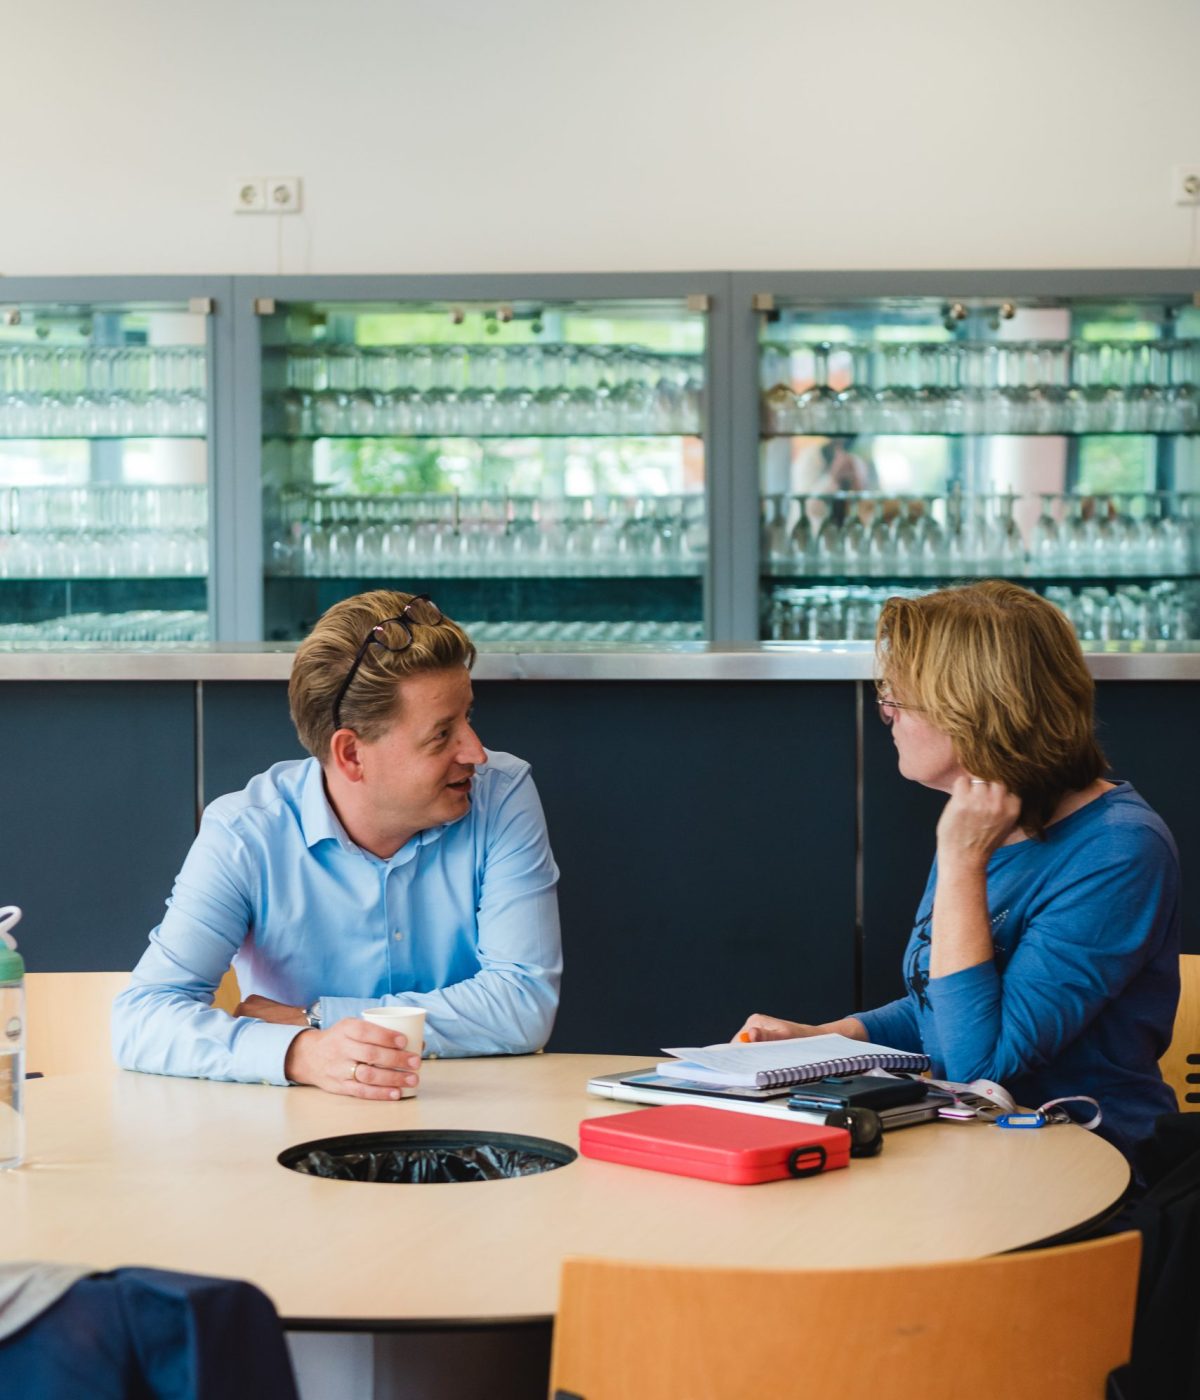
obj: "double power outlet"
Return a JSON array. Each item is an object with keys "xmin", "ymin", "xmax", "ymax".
[
  {"xmin": 1173, "ymin": 166, "xmax": 1200, "ymax": 205},
  {"xmin": 233, "ymin": 177, "xmax": 302, "ymax": 215}
]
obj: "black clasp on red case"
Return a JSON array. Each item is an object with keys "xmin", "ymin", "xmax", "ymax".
[{"xmin": 786, "ymin": 1145, "xmax": 828, "ymax": 1178}]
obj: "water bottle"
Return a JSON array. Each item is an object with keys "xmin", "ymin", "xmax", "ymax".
[{"xmin": 0, "ymin": 906, "xmax": 26, "ymax": 1170}]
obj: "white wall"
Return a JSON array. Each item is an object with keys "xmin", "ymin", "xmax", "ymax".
[{"xmin": 3, "ymin": 0, "xmax": 1199, "ymax": 277}]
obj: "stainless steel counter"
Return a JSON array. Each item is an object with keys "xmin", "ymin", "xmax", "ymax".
[{"xmin": 2, "ymin": 641, "xmax": 1199, "ymax": 682}]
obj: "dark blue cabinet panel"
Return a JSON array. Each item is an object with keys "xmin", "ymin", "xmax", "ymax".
[{"xmin": 0, "ymin": 683, "xmax": 196, "ymax": 972}]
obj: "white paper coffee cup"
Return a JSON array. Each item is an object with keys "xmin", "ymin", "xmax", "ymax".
[{"xmin": 361, "ymin": 1007, "xmax": 426, "ymax": 1098}]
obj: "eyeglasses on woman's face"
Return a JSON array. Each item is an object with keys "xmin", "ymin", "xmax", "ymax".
[
  {"xmin": 331, "ymin": 595, "xmax": 445, "ymax": 732},
  {"xmin": 874, "ymin": 687, "xmax": 927, "ymax": 723}
]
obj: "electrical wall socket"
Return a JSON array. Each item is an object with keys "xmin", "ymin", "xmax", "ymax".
[
  {"xmin": 266, "ymin": 177, "xmax": 302, "ymax": 214},
  {"xmin": 232, "ymin": 177, "xmax": 267, "ymax": 214},
  {"xmin": 1172, "ymin": 166, "xmax": 1200, "ymax": 205}
]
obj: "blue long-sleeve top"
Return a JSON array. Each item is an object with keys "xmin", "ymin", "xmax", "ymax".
[
  {"xmin": 857, "ymin": 781, "xmax": 1180, "ymax": 1157},
  {"xmin": 112, "ymin": 749, "xmax": 562, "ymax": 1084}
]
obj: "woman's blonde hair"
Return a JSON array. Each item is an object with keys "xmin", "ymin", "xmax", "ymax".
[
  {"xmin": 289, "ymin": 590, "xmax": 476, "ymax": 762},
  {"xmin": 876, "ymin": 580, "xmax": 1106, "ymax": 837}
]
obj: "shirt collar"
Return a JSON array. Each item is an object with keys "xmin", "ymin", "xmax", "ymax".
[{"xmin": 299, "ymin": 757, "xmax": 355, "ymax": 852}]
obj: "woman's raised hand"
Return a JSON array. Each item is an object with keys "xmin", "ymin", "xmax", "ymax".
[{"xmin": 937, "ymin": 775, "xmax": 1022, "ymax": 867}]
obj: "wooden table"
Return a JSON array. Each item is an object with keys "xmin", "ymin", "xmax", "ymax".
[{"xmin": 5, "ymin": 1054, "xmax": 1130, "ymax": 1328}]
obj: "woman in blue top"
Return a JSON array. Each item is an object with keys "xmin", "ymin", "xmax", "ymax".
[{"xmin": 739, "ymin": 579, "xmax": 1180, "ymax": 1160}]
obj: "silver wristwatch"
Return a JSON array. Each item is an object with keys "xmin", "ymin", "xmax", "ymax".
[{"xmin": 303, "ymin": 999, "xmax": 323, "ymax": 1029}]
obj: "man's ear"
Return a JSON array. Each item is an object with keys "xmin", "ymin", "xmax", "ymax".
[{"xmin": 328, "ymin": 728, "xmax": 367, "ymax": 783}]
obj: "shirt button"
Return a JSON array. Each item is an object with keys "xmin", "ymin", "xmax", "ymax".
[{"xmin": 392, "ymin": 930, "xmax": 405, "ymax": 942}]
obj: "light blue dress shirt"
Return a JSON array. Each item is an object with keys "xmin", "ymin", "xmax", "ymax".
[{"xmin": 112, "ymin": 749, "xmax": 562, "ymax": 1084}]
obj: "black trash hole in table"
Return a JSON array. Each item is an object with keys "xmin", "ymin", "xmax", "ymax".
[{"xmin": 278, "ymin": 1129, "xmax": 577, "ymax": 1183}]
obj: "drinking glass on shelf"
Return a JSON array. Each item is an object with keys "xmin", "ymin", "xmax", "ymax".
[
  {"xmin": 762, "ymin": 377, "xmax": 797, "ymax": 435},
  {"xmin": 761, "ymin": 494, "xmax": 790, "ymax": 569},
  {"xmin": 911, "ymin": 347, "xmax": 942, "ymax": 434},
  {"xmin": 992, "ymin": 492, "xmax": 1026, "ymax": 572},
  {"xmin": 1030, "ymin": 345, "xmax": 1069, "ymax": 434},
  {"xmin": 1164, "ymin": 340, "xmax": 1199, "ymax": 432},
  {"xmin": 788, "ymin": 494, "xmax": 813, "ymax": 570},
  {"xmin": 1061, "ymin": 495, "xmax": 1102, "ymax": 576},
  {"xmin": 834, "ymin": 345, "xmax": 873, "ymax": 435},
  {"xmin": 1027, "ymin": 494, "xmax": 1062, "ymax": 574},
  {"xmin": 873, "ymin": 345, "xmax": 912, "ymax": 434},
  {"xmin": 795, "ymin": 343, "xmax": 838, "ymax": 435},
  {"xmin": 314, "ymin": 347, "xmax": 352, "ymax": 435}
]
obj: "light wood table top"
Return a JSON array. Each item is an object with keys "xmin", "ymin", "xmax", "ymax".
[{"xmin": 5, "ymin": 1054, "xmax": 1130, "ymax": 1328}]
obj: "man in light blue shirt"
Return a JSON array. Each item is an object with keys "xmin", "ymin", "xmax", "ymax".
[{"xmin": 112, "ymin": 591, "xmax": 562, "ymax": 1099}]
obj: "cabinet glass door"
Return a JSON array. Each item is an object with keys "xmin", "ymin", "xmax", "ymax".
[
  {"xmin": 259, "ymin": 298, "xmax": 707, "ymax": 642},
  {"xmin": 757, "ymin": 294, "xmax": 1200, "ymax": 643},
  {"xmin": 0, "ymin": 301, "xmax": 210, "ymax": 641}
]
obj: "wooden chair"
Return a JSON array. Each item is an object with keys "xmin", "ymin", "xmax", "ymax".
[
  {"xmin": 1159, "ymin": 953, "xmax": 1200, "ymax": 1110},
  {"xmin": 25, "ymin": 968, "xmax": 242, "ymax": 1076},
  {"xmin": 549, "ymin": 1232, "xmax": 1141, "ymax": 1400}
]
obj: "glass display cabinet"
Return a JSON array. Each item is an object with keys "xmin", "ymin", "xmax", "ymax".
[
  {"xmin": 256, "ymin": 290, "xmax": 711, "ymax": 643},
  {"xmin": 745, "ymin": 277, "xmax": 1200, "ymax": 645},
  {"xmin": 0, "ymin": 287, "xmax": 215, "ymax": 641}
]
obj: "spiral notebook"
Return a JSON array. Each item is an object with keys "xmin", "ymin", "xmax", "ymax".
[{"xmin": 658, "ymin": 1033, "xmax": 930, "ymax": 1089}]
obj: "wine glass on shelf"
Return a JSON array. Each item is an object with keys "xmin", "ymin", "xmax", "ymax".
[
  {"xmin": 911, "ymin": 347, "xmax": 942, "ymax": 434},
  {"xmin": 761, "ymin": 343, "xmax": 797, "ymax": 435},
  {"xmin": 1099, "ymin": 343, "xmax": 1129, "ymax": 434},
  {"xmin": 1061, "ymin": 495, "xmax": 1102, "ymax": 576},
  {"xmin": 760, "ymin": 494, "xmax": 790, "ymax": 571},
  {"xmin": 1164, "ymin": 340, "xmax": 1199, "ymax": 433},
  {"xmin": 812, "ymin": 495, "xmax": 843, "ymax": 576},
  {"xmin": 834, "ymin": 345, "xmax": 873, "ymax": 434},
  {"xmin": 1027, "ymin": 494, "xmax": 1062, "ymax": 575},
  {"xmin": 873, "ymin": 345, "xmax": 910, "ymax": 433},
  {"xmin": 1030, "ymin": 345, "xmax": 1069, "ymax": 434},
  {"xmin": 839, "ymin": 493, "xmax": 869, "ymax": 574},
  {"xmin": 892, "ymin": 497, "xmax": 924, "ymax": 577},
  {"xmin": 788, "ymin": 495, "xmax": 813, "ymax": 571},
  {"xmin": 992, "ymin": 492, "xmax": 1026, "ymax": 573},
  {"xmin": 795, "ymin": 343, "xmax": 838, "ymax": 435}
]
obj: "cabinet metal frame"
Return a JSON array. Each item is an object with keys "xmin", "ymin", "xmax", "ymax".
[{"xmin": 3, "ymin": 269, "xmax": 1198, "ymax": 645}]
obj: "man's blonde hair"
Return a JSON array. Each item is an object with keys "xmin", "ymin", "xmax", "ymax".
[
  {"xmin": 876, "ymin": 580, "xmax": 1106, "ymax": 837},
  {"xmin": 289, "ymin": 590, "xmax": 476, "ymax": 762}
]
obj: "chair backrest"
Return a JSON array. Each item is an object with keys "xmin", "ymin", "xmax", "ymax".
[
  {"xmin": 550, "ymin": 1232, "xmax": 1141, "ymax": 1400},
  {"xmin": 25, "ymin": 969, "xmax": 242, "ymax": 1075},
  {"xmin": 25, "ymin": 971, "xmax": 132, "ymax": 1076},
  {"xmin": 1160, "ymin": 953, "xmax": 1200, "ymax": 1110}
]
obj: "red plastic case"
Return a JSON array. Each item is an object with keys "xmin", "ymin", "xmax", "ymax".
[{"xmin": 579, "ymin": 1105, "xmax": 851, "ymax": 1185}]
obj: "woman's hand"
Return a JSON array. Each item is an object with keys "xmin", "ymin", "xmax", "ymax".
[
  {"xmin": 936, "ymin": 776, "xmax": 1022, "ymax": 869},
  {"xmin": 734, "ymin": 1014, "xmax": 870, "ymax": 1044},
  {"xmin": 733, "ymin": 1014, "xmax": 813, "ymax": 1043}
]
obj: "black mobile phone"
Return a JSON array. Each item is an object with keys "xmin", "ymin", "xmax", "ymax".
[{"xmin": 786, "ymin": 1074, "xmax": 930, "ymax": 1112}]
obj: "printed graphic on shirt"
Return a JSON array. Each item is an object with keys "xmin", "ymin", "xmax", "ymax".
[{"xmin": 906, "ymin": 915, "xmax": 932, "ymax": 1011}]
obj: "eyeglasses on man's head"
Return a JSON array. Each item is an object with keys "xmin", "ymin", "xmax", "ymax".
[{"xmin": 331, "ymin": 595, "xmax": 445, "ymax": 733}]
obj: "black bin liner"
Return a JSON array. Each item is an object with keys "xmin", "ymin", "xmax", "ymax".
[{"xmin": 278, "ymin": 1129, "xmax": 577, "ymax": 1183}]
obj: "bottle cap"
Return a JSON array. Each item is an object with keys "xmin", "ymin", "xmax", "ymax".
[{"xmin": 0, "ymin": 906, "xmax": 24, "ymax": 981}]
